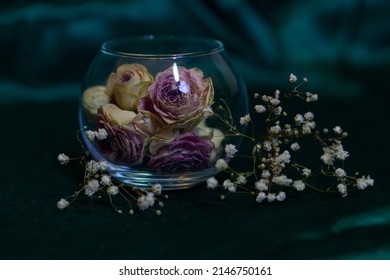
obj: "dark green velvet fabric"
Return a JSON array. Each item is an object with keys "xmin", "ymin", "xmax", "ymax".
[
  {"xmin": 0, "ymin": 0, "xmax": 389, "ymax": 260},
  {"xmin": 1, "ymin": 96, "xmax": 389, "ymax": 260}
]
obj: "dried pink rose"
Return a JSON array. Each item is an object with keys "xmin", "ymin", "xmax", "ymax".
[
  {"xmin": 148, "ymin": 131, "xmax": 214, "ymax": 172},
  {"xmin": 96, "ymin": 107, "xmax": 147, "ymax": 164},
  {"xmin": 139, "ymin": 65, "xmax": 214, "ymax": 130}
]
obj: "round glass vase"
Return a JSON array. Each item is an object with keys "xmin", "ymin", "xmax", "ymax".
[{"xmin": 79, "ymin": 35, "xmax": 249, "ymax": 190}]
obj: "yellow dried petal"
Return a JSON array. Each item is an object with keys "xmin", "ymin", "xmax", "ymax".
[
  {"xmin": 82, "ymin": 86, "xmax": 110, "ymax": 116},
  {"xmin": 114, "ymin": 81, "xmax": 151, "ymax": 111},
  {"xmin": 197, "ymin": 121, "xmax": 224, "ymax": 149},
  {"xmin": 101, "ymin": 103, "xmax": 136, "ymax": 126}
]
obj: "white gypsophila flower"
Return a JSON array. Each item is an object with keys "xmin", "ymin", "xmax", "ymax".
[
  {"xmin": 256, "ymin": 192, "xmax": 267, "ymax": 203},
  {"xmin": 57, "ymin": 153, "xmax": 70, "ymax": 165},
  {"xmin": 100, "ymin": 174, "xmax": 111, "ymax": 186},
  {"xmin": 335, "ymin": 168, "xmax": 346, "ymax": 178},
  {"xmin": 290, "ymin": 142, "xmax": 301, "ymax": 151},
  {"xmin": 254, "ymin": 104, "xmax": 266, "ymax": 113},
  {"xmin": 223, "ymin": 179, "xmax": 235, "ymax": 190},
  {"xmin": 98, "ymin": 161, "xmax": 108, "ymax": 172},
  {"xmin": 301, "ymin": 124, "xmax": 312, "ymax": 135},
  {"xmin": 356, "ymin": 175, "xmax": 374, "ymax": 190},
  {"xmin": 289, "ymin": 73, "xmax": 297, "ymax": 83},
  {"xmin": 85, "ymin": 179, "xmax": 100, "ymax": 197},
  {"xmin": 267, "ymin": 193, "xmax": 276, "ymax": 202},
  {"xmin": 272, "ymin": 175, "xmax": 293, "ymax": 186},
  {"xmin": 332, "ymin": 143, "xmax": 350, "ymax": 161},
  {"xmin": 85, "ymin": 130, "xmax": 96, "ymax": 141},
  {"xmin": 274, "ymin": 89, "xmax": 280, "ymax": 98},
  {"xmin": 145, "ymin": 192, "xmax": 155, "ymax": 207},
  {"xmin": 225, "ymin": 144, "xmax": 238, "ymax": 159},
  {"xmin": 207, "ymin": 177, "xmax": 219, "ymax": 189},
  {"xmin": 57, "ymin": 198, "xmax": 70, "ymax": 210},
  {"xmin": 262, "ymin": 95, "xmax": 271, "ymax": 102},
  {"xmin": 323, "ymin": 128, "xmax": 329, "ymax": 134},
  {"xmin": 306, "ymin": 121, "xmax": 316, "ymax": 129},
  {"xmin": 321, "ymin": 147, "xmax": 334, "ymax": 166},
  {"xmin": 269, "ymin": 125, "xmax": 282, "ymax": 135},
  {"xmin": 254, "ymin": 93, "xmax": 260, "ymax": 99},
  {"xmin": 228, "ymin": 185, "xmax": 237, "ymax": 192},
  {"xmin": 137, "ymin": 196, "xmax": 149, "ymax": 210},
  {"xmin": 303, "ymin": 77, "xmax": 309, "ymax": 82},
  {"xmin": 255, "ymin": 179, "xmax": 269, "ymax": 191},
  {"xmin": 302, "ymin": 168, "xmax": 312, "ymax": 177},
  {"xmin": 333, "ymin": 126, "xmax": 342, "ymax": 135},
  {"xmin": 305, "ymin": 92, "xmax": 318, "ymax": 102},
  {"xmin": 336, "ymin": 149, "xmax": 349, "ymax": 161},
  {"xmin": 261, "ymin": 170, "xmax": 271, "ymax": 179},
  {"xmin": 203, "ymin": 106, "xmax": 214, "ymax": 118},
  {"xmin": 84, "ymin": 188, "xmax": 94, "ymax": 197},
  {"xmin": 270, "ymin": 98, "xmax": 280, "ymax": 106},
  {"xmin": 274, "ymin": 106, "xmax": 283, "ymax": 116},
  {"xmin": 96, "ymin": 128, "xmax": 108, "ymax": 140},
  {"xmin": 304, "ymin": 112, "xmax": 314, "ymax": 121},
  {"xmin": 253, "ymin": 144, "xmax": 261, "ymax": 153},
  {"xmin": 87, "ymin": 179, "xmax": 100, "ymax": 191},
  {"xmin": 275, "ymin": 150, "xmax": 291, "ymax": 164},
  {"xmin": 151, "ymin": 183, "xmax": 162, "ymax": 194},
  {"xmin": 236, "ymin": 175, "xmax": 247, "ymax": 185},
  {"xmin": 276, "ymin": 191, "xmax": 286, "ymax": 202},
  {"xmin": 263, "ymin": 141, "xmax": 272, "ymax": 151},
  {"xmin": 107, "ymin": 185, "xmax": 119, "ymax": 196},
  {"xmin": 215, "ymin": 159, "xmax": 228, "ymax": 170},
  {"xmin": 337, "ymin": 183, "xmax": 347, "ymax": 198},
  {"xmin": 239, "ymin": 114, "xmax": 251, "ymax": 125},
  {"xmin": 86, "ymin": 160, "xmax": 100, "ymax": 173},
  {"xmin": 294, "ymin": 114, "xmax": 304, "ymax": 125},
  {"xmin": 293, "ymin": 180, "xmax": 305, "ymax": 191}
]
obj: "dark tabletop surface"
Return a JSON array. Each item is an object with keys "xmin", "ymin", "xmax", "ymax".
[{"xmin": 1, "ymin": 94, "xmax": 389, "ymax": 260}]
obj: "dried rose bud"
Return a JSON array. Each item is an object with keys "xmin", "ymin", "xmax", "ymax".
[
  {"xmin": 82, "ymin": 86, "xmax": 111, "ymax": 117},
  {"xmin": 100, "ymin": 103, "xmax": 136, "ymax": 127},
  {"xmin": 106, "ymin": 63, "xmax": 154, "ymax": 111}
]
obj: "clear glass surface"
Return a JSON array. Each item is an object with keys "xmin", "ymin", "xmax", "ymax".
[{"xmin": 79, "ymin": 35, "xmax": 248, "ymax": 189}]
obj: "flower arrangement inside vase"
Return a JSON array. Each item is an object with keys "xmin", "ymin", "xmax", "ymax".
[
  {"xmin": 83, "ymin": 63, "xmax": 217, "ymax": 172},
  {"xmin": 78, "ymin": 36, "xmax": 248, "ymax": 189}
]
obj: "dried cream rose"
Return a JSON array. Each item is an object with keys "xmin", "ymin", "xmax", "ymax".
[
  {"xmin": 82, "ymin": 86, "xmax": 111, "ymax": 116},
  {"xmin": 100, "ymin": 103, "xmax": 136, "ymax": 126},
  {"xmin": 106, "ymin": 63, "xmax": 154, "ymax": 111}
]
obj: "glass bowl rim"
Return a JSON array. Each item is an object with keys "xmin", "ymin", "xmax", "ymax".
[{"xmin": 101, "ymin": 35, "xmax": 225, "ymax": 58}]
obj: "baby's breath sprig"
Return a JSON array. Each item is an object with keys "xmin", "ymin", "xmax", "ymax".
[
  {"xmin": 56, "ymin": 127, "xmax": 166, "ymax": 215},
  {"xmin": 208, "ymin": 73, "xmax": 374, "ymax": 202},
  {"xmin": 213, "ymin": 98, "xmax": 255, "ymax": 142}
]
